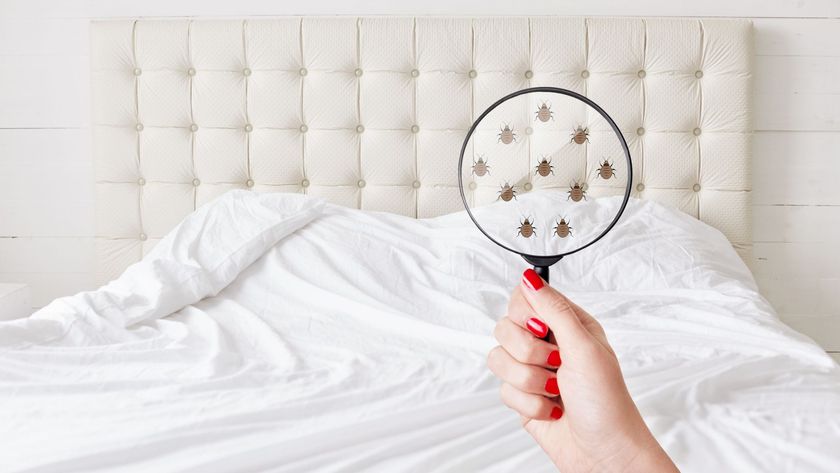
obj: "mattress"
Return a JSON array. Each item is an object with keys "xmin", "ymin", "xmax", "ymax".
[{"xmin": 1, "ymin": 191, "xmax": 837, "ymax": 472}]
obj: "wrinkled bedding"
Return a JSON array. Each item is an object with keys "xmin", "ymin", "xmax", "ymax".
[{"xmin": 1, "ymin": 191, "xmax": 838, "ymax": 472}]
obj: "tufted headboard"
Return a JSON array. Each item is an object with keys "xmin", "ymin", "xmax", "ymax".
[{"xmin": 91, "ymin": 17, "xmax": 753, "ymax": 284}]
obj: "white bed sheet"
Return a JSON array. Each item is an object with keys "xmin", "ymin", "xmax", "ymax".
[{"xmin": 1, "ymin": 191, "xmax": 839, "ymax": 472}]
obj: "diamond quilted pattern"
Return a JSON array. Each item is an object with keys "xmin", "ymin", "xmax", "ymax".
[{"xmin": 91, "ymin": 17, "xmax": 753, "ymax": 283}]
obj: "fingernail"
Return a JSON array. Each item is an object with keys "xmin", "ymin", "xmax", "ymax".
[
  {"xmin": 545, "ymin": 377, "xmax": 559, "ymax": 395},
  {"xmin": 522, "ymin": 269, "xmax": 544, "ymax": 291},
  {"xmin": 550, "ymin": 406, "xmax": 564, "ymax": 420},
  {"xmin": 526, "ymin": 317, "xmax": 548, "ymax": 338},
  {"xmin": 547, "ymin": 350, "xmax": 562, "ymax": 367}
]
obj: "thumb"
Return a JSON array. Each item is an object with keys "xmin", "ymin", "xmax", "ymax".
[{"xmin": 520, "ymin": 269, "xmax": 592, "ymax": 347}]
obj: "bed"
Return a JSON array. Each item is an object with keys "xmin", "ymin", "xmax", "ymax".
[{"xmin": 0, "ymin": 16, "xmax": 838, "ymax": 472}]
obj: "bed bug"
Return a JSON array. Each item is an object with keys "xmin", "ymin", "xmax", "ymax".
[
  {"xmin": 472, "ymin": 155, "xmax": 491, "ymax": 177},
  {"xmin": 570, "ymin": 126, "xmax": 590, "ymax": 145},
  {"xmin": 534, "ymin": 102, "xmax": 554, "ymax": 122},
  {"xmin": 517, "ymin": 217, "xmax": 536, "ymax": 238},
  {"xmin": 498, "ymin": 124, "xmax": 517, "ymax": 144},
  {"xmin": 554, "ymin": 218, "xmax": 573, "ymax": 238},
  {"xmin": 534, "ymin": 155, "xmax": 554, "ymax": 177},
  {"xmin": 597, "ymin": 159, "xmax": 616, "ymax": 179},
  {"xmin": 567, "ymin": 181, "xmax": 587, "ymax": 202},
  {"xmin": 498, "ymin": 182, "xmax": 518, "ymax": 202}
]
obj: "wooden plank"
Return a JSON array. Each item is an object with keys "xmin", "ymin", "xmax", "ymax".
[
  {"xmin": 0, "ymin": 163, "xmax": 94, "ymax": 234},
  {"xmin": 1, "ymin": 0, "xmax": 840, "ymax": 19},
  {"xmin": 756, "ymin": 56, "xmax": 840, "ymax": 97},
  {"xmin": 0, "ymin": 272, "xmax": 95, "ymax": 308},
  {"xmin": 755, "ymin": 274, "xmax": 840, "ymax": 318},
  {"xmin": 754, "ymin": 56, "xmax": 840, "ymax": 131},
  {"xmin": 0, "ymin": 54, "xmax": 89, "ymax": 128},
  {"xmin": 0, "ymin": 201, "xmax": 94, "ymax": 237},
  {"xmin": 0, "ymin": 237, "xmax": 94, "ymax": 274},
  {"xmin": 0, "ymin": 129, "xmax": 93, "ymax": 236},
  {"xmin": 753, "ymin": 132, "xmax": 840, "ymax": 205},
  {"xmin": 753, "ymin": 241, "xmax": 840, "ymax": 279},
  {"xmin": 0, "ymin": 18, "xmax": 88, "ymax": 56},
  {"xmin": 781, "ymin": 314, "xmax": 840, "ymax": 351},
  {"xmin": 0, "ymin": 128, "xmax": 89, "ymax": 165},
  {"xmin": 754, "ymin": 205, "xmax": 840, "ymax": 243},
  {"xmin": 754, "ymin": 19, "xmax": 840, "ymax": 57}
]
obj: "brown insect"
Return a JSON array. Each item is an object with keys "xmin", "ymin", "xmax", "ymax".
[
  {"xmin": 534, "ymin": 102, "xmax": 554, "ymax": 122},
  {"xmin": 517, "ymin": 217, "xmax": 536, "ymax": 238},
  {"xmin": 498, "ymin": 124, "xmax": 517, "ymax": 145},
  {"xmin": 472, "ymin": 155, "xmax": 490, "ymax": 177},
  {"xmin": 498, "ymin": 182, "xmax": 518, "ymax": 202},
  {"xmin": 534, "ymin": 156, "xmax": 554, "ymax": 177},
  {"xmin": 570, "ymin": 126, "xmax": 590, "ymax": 145},
  {"xmin": 597, "ymin": 159, "xmax": 616, "ymax": 179},
  {"xmin": 567, "ymin": 181, "xmax": 587, "ymax": 202},
  {"xmin": 554, "ymin": 218, "xmax": 573, "ymax": 238}
]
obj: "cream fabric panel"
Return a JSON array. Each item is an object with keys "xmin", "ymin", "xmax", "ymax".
[{"xmin": 91, "ymin": 17, "xmax": 753, "ymax": 284}]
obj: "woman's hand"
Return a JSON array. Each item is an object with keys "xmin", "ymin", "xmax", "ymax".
[{"xmin": 487, "ymin": 269, "xmax": 678, "ymax": 472}]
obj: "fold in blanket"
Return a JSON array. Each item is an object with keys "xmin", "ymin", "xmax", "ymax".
[{"xmin": 2, "ymin": 191, "xmax": 839, "ymax": 473}]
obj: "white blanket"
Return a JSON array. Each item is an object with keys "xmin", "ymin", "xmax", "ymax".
[{"xmin": 1, "ymin": 191, "xmax": 839, "ymax": 472}]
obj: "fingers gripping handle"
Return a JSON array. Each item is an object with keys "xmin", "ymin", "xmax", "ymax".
[{"xmin": 532, "ymin": 266, "xmax": 552, "ymax": 342}]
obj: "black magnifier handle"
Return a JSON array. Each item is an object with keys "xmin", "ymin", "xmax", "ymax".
[
  {"xmin": 532, "ymin": 265, "xmax": 552, "ymax": 342},
  {"xmin": 533, "ymin": 265, "xmax": 550, "ymax": 284}
]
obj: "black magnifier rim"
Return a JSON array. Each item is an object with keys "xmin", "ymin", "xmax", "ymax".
[{"xmin": 457, "ymin": 86, "xmax": 633, "ymax": 261}]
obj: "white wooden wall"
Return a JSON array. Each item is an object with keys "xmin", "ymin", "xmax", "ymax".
[{"xmin": 0, "ymin": 0, "xmax": 838, "ymax": 357}]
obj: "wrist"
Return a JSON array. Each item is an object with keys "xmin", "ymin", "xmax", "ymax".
[{"xmin": 618, "ymin": 434, "xmax": 678, "ymax": 473}]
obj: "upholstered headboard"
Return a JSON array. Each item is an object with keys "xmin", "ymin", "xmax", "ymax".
[{"xmin": 91, "ymin": 17, "xmax": 753, "ymax": 283}]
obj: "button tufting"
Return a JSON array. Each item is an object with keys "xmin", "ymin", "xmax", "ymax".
[
  {"xmin": 187, "ymin": 67, "xmax": 196, "ymax": 76},
  {"xmin": 636, "ymin": 183, "xmax": 645, "ymax": 192},
  {"xmin": 137, "ymin": 178, "xmax": 146, "ymax": 186},
  {"xmin": 524, "ymin": 70, "xmax": 533, "ymax": 79},
  {"xmin": 133, "ymin": 67, "xmax": 142, "ymax": 76},
  {"xmin": 301, "ymin": 179, "xmax": 310, "ymax": 188},
  {"xmin": 412, "ymin": 180, "xmax": 421, "ymax": 189},
  {"xmin": 468, "ymin": 69, "xmax": 477, "ymax": 79},
  {"xmin": 693, "ymin": 183, "xmax": 701, "ymax": 192},
  {"xmin": 581, "ymin": 70, "xmax": 590, "ymax": 79},
  {"xmin": 357, "ymin": 179, "xmax": 366, "ymax": 188},
  {"xmin": 135, "ymin": 123, "xmax": 144, "ymax": 132},
  {"xmin": 410, "ymin": 69, "xmax": 420, "ymax": 78},
  {"xmin": 636, "ymin": 127, "xmax": 645, "ymax": 136},
  {"xmin": 299, "ymin": 67, "xmax": 308, "ymax": 76},
  {"xmin": 468, "ymin": 182, "xmax": 477, "ymax": 191},
  {"xmin": 355, "ymin": 68, "xmax": 363, "ymax": 77},
  {"xmin": 246, "ymin": 179, "xmax": 255, "ymax": 188},
  {"xmin": 192, "ymin": 178, "xmax": 200, "ymax": 187},
  {"xmin": 695, "ymin": 70, "xmax": 704, "ymax": 79},
  {"xmin": 411, "ymin": 125, "xmax": 420, "ymax": 134},
  {"xmin": 243, "ymin": 68, "xmax": 252, "ymax": 76},
  {"xmin": 356, "ymin": 125, "xmax": 365, "ymax": 133},
  {"xmin": 139, "ymin": 233, "xmax": 147, "ymax": 241},
  {"xmin": 190, "ymin": 123, "xmax": 198, "ymax": 132},
  {"xmin": 299, "ymin": 124, "xmax": 308, "ymax": 133},
  {"xmin": 693, "ymin": 128, "xmax": 702, "ymax": 136},
  {"xmin": 244, "ymin": 124, "xmax": 253, "ymax": 132},
  {"xmin": 523, "ymin": 182, "xmax": 533, "ymax": 191},
  {"xmin": 525, "ymin": 126, "xmax": 533, "ymax": 135},
  {"xmin": 637, "ymin": 70, "xmax": 646, "ymax": 79}
]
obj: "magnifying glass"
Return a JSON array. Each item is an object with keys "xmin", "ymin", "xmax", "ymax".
[{"xmin": 458, "ymin": 87, "xmax": 632, "ymax": 338}]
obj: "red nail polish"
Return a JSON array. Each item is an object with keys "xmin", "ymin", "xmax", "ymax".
[
  {"xmin": 526, "ymin": 318, "xmax": 548, "ymax": 338},
  {"xmin": 545, "ymin": 377, "xmax": 559, "ymax": 395},
  {"xmin": 550, "ymin": 406, "xmax": 564, "ymax": 420},
  {"xmin": 547, "ymin": 350, "xmax": 562, "ymax": 367},
  {"xmin": 522, "ymin": 269, "xmax": 545, "ymax": 291}
]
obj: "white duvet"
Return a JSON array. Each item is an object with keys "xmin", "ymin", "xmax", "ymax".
[{"xmin": 1, "ymin": 191, "xmax": 839, "ymax": 473}]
